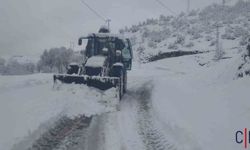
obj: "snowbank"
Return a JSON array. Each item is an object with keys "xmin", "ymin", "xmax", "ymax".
[
  {"xmin": 146, "ymin": 52, "xmax": 250, "ymax": 150},
  {"xmin": 0, "ymin": 74, "xmax": 117, "ymax": 150}
]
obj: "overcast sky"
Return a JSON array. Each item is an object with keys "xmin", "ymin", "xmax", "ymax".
[{"xmin": 0, "ymin": 0, "xmax": 236, "ymax": 57}]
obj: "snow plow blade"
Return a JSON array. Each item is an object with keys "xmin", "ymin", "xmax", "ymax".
[{"xmin": 53, "ymin": 74, "xmax": 120, "ymax": 90}]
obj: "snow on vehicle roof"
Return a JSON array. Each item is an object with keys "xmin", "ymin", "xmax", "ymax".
[
  {"xmin": 85, "ymin": 56, "xmax": 106, "ymax": 68},
  {"xmin": 86, "ymin": 33, "xmax": 126, "ymax": 41},
  {"xmin": 69, "ymin": 62, "xmax": 79, "ymax": 66}
]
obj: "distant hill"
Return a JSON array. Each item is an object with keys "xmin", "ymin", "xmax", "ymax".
[{"xmin": 120, "ymin": 0, "xmax": 250, "ymax": 62}]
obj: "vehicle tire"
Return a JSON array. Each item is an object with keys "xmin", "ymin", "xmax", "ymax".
[
  {"xmin": 86, "ymin": 78, "xmax": 91, "ymax": 86},
  {"xmin": 118, "ymin": 69, "xmax": 124, "ymax": 101},
  {"xmin": 67, "ymin": 65, "xmax": 79, "ymax": 75},
  {"xmin": 123, "ymin": 70, "xmax": 127, "ymax": 93},
  {"xmin": 111, "ymin": 66, "xmax": 124, "ymax": 100}
]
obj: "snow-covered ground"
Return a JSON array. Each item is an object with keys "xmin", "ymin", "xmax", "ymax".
[
  {"xmin": 0, "ymin": 46, "xmax": 249, "ymax": 150},
  {"xmin": 0, "ymin": 74, "xmax": 118, "ymax": 150},
  {"xmin": 137, "ymin": 53, "xmax": 250, "ymax": 150}
]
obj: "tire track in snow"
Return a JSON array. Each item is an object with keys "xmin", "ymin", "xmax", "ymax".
[
  {"xmin": 85, "ymin": 114, "xmax": 106, "ymax": 150},
  {"xmin": 28, "ymin": 115, "xmax": 92, "ymax": 150},
  {"xmin": 128, "ymin": 82, "xmax": 177, "ymax": 150},
  {"xmin": 13, "ymin": 81, "xmax": 176, "ymax": 150}
]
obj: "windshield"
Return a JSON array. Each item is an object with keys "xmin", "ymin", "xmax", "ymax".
[{"xmin": 85, "ymin": 38, "xmax": 125, "ymax": 57}]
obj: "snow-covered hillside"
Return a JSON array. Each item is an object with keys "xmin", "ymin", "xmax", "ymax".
[
  {"xmin": 121, "ymin": 1, "xmax": 250, "ymax": 63},
  {"xmin": 134, "ymin": 52, "xmax": 250, "ymax": 150}
]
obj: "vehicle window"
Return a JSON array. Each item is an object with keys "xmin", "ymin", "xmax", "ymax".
[
  {"xmin": 115, "ymin": 39, "xmax": 125, "ymax": 50},
  {"xmin": 122, "ymin": 48, "xmax": 131, "ymax": 60}
]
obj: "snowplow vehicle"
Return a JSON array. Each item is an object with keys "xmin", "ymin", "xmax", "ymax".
[{"xmin": 53, "ymin": 30, "xmax": 133, "ymax": 100}]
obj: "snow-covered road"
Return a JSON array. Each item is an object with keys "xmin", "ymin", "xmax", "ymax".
[
  {"xmin": 1, "ymin": 51, "xmax": 250, "ymax": 150},
  {"xmin": 9, "ymin": 80, "xmax": 178, "ymax": 150}
]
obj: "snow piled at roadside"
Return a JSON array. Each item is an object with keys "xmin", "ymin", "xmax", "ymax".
[
  {"xmin": 145, "ymin": 51, "xmax": 250, "ymax": 150},
  {"xmin": 0, "ymin": 74, "xmax": 117, "ymax": 150}
]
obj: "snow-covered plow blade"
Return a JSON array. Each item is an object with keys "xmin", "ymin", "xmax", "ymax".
[
  {"xmin": 53, "ymin": 74, "xmax": 120, "ymax": 91},
  {"xmin": 52, "ymin": 29, "xmax": 133, "ymax": 100}
]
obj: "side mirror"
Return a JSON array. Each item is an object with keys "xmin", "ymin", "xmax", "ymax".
[{"xmin": 78, "ymin": 38, "xmax": 82, "ymax": 45}]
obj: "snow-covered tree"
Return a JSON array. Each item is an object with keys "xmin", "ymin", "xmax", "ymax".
[
  {"xmin": 237, "ymin": 46, "xmax": 250, "ymax": 78},
  {"xmin": 185, "ymin": 42, "xmax": 194, "ymax": 48},
  {"xmin": 168, "ymin": 42, "xmax": 178, "ymax": 50},
  {"xmin": 137, "ymin": 46, "xmax": 146, "ymax": 63},
  {"xmin": 0, "ymin": 57, "xmax": 5, "ymax": 75},
  {"xmin": 148, "ymin": 41, "xmax": 157, "ymax": 48},
  {"xmin": 38, "ymin": 47, "xmax": 75, "ymax": 73},
  {"xmin": 0, "ymin": 57, "xmax": 5, "ymax": 66},
  {"xmin": 3, "ymin": 60, "xmax": 35, "ymax": 75},
  {"xmin": 175, "ymin": 34, "xmax": 185, "ymax": 45},
  {"xmin": 214, "ymin": 23, "xmax": 225, "ymax": 61}
]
